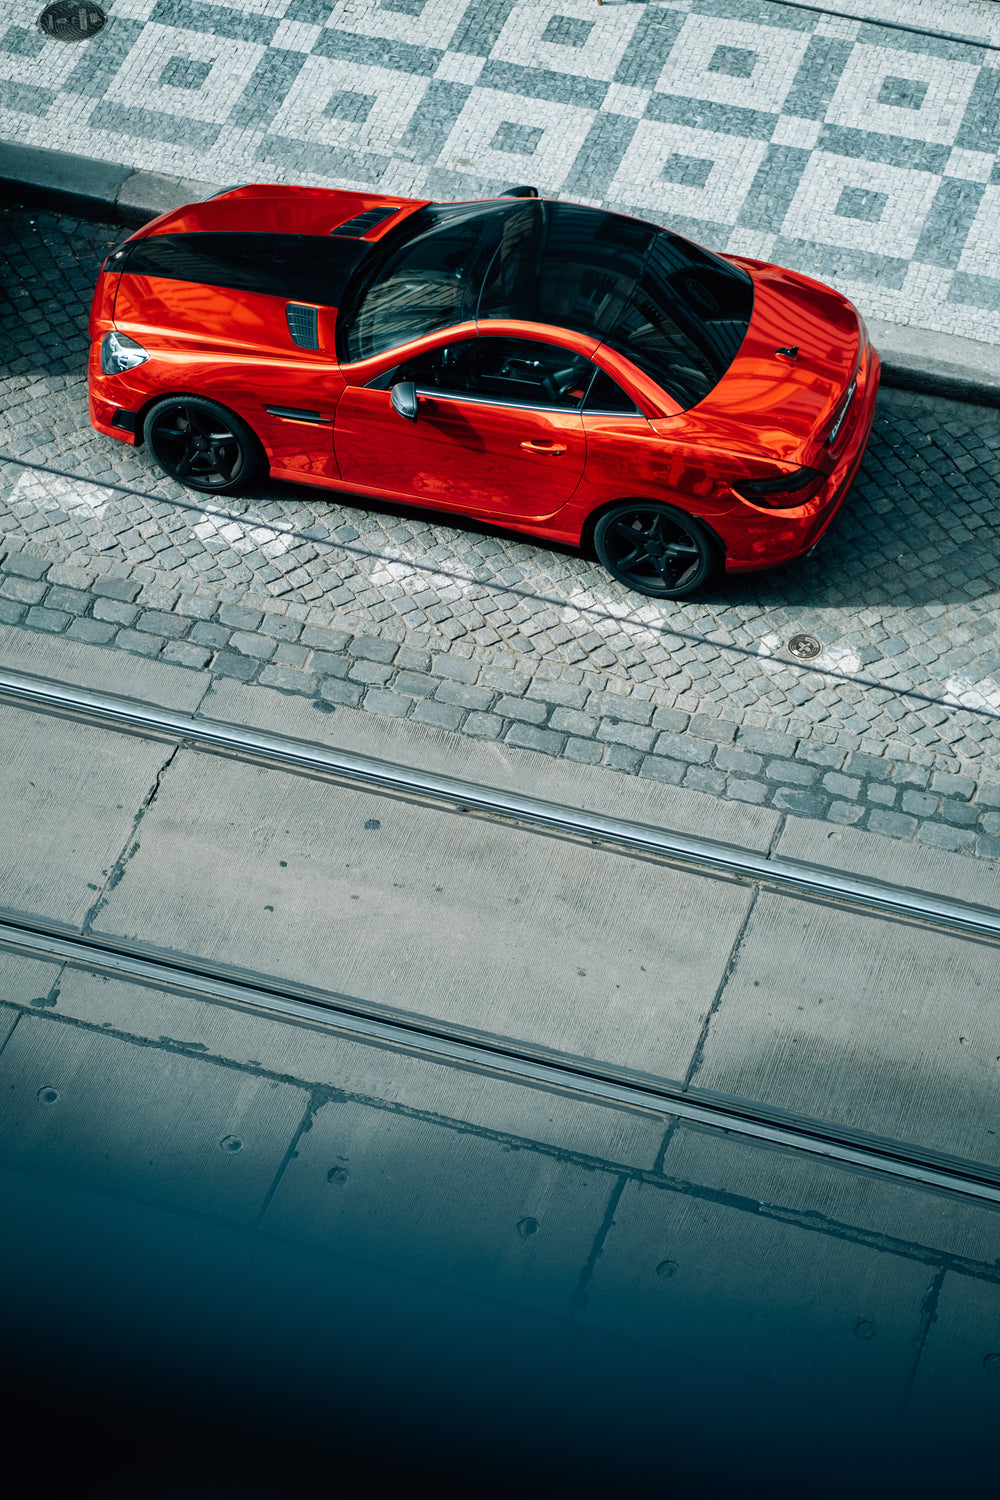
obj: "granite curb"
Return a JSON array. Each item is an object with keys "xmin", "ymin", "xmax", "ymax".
[{"xmin": 4, "ymin": 139, "xmax": 1000, "ymax": 409}]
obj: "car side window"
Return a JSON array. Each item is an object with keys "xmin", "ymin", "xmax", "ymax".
[
  {"xmin": 376, "ymin": 337, "xmax": 598, "ymax": 410},
  {"xmin": 583, "ymin": 368, "xmax": 641, "ymax": 415}
]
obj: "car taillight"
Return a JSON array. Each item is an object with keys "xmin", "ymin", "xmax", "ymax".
[
  {"xmin": 732, "ymin": 467, "xmax": 826, "ymax": 508},
  {"xmin": 828, "ymin": 377, "xmax": 857, "ymax": 446}
]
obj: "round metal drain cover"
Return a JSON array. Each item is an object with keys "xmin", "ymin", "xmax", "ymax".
[
  {"xmin": 38, "ymin": 2, "xmax": 106, "ymax": 41},
  {"xmin": 787, "ymin": 633, "xmax": 823, "ymax": 660}
]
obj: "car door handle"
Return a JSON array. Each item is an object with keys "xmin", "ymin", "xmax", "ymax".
[{"xmin": 520, "ymin": 439, "xmax": 567, "ymax": 455}]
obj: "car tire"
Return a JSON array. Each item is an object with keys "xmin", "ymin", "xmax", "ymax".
[
  {"xmin": 593, "ymin": 501, "xmax": 719, "ymax": 599},
  {"xmin": 144, "ymin": 396, "xmax": 264, "ymax": 495}
]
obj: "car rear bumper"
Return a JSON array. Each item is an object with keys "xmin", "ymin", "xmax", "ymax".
[{"xmin": 721, "ymin": 336, "xmax": 881, "ymax": 574}]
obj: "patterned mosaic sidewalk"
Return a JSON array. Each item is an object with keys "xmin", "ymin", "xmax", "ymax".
[{"xmin": 3, "ymin": 0, "xmax": 1000, "ymax": 345}]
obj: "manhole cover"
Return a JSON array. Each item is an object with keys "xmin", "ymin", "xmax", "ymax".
[
  {"xmin": 38, "ymin": 2, "xmax": 106, "ymax": 41},
  {"xmin": 787, "ymin": 633, "xmax": 822, "ymax": 660}
]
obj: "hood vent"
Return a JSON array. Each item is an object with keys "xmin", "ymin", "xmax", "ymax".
[
  {"xmin": 330, "ymin": 206, "xmax": 398, "ymax": 238},
  {"xmin": 286, "ymin": 303, "xmax": 319, "ymax": 349}
]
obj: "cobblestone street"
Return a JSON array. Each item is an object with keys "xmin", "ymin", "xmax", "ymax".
[{"xmin": 2, "ymin": 203, "xmax": 1000, "ymax": 858}]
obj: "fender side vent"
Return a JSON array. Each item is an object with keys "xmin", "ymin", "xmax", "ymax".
[
  {"xmin": 286, "ymin": 303, "xmax": 319, "ymax": 349},
  {"xmin": 330, "ymin": 207, "xmax": 397, "ymax": 238}
]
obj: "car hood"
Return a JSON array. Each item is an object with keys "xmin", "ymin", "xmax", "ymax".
[{"xmin": 667, "ymin": 260, "xmax": 862, "ymax": 465}]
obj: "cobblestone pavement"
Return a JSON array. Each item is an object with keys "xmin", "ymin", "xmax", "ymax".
[
  {"xmin": 2, "ymin": 205, "xmax": 1000, "ymax": 859},
  {"xmin": 4, "ymin": 0, "xmax": 1000, "ymax": 344}
]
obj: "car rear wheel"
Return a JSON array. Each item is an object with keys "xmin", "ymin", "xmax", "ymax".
[
  {"xmin": 594, "ymin": 501, "xmax": 718, "ymax": 598},
  {"xmin": 144, "ymin": 396, "xmax": 263, "ymax": 494}
]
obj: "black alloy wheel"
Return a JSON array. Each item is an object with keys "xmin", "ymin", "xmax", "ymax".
[
  {"xmin": 593, "ymin": 501, "xmax": 717, "ymax": 598},
  {"xmin": 144, "ymin": 396, "xmax": 263, "ymax": 494}
]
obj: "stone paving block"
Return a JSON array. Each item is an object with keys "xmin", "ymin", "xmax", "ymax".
[
  {"xmin": 976, "ymin": 834, "xmax": 1000, "ymax": 861},
  {"xmin": 684, "ymin": 766, "xmax": 728, "ymax": 795},
  {"xmin": 189, "ymin": 620, "xmax": 229, "ymax": 648},
  {"xmin": 219, "ymin": 603, "xmax": 264, "ymax": 631},
  {"xmin": 434, "ymin": 680, "xmax": 493, "ymax": 711},
  {"xmin": 765, "ymin": 759, "xmax": 817, "ymax": 787},
  {"xmin": 715, "ymin": 746, "xmax": 763, "ymax": 777},
  {"xmin": 137, "ymin": 609, "xmax": 188, "ymax": 639},
  {"xmin": 462, "ymin": 712, "xmax": 503, "ymax": 739},
  {"xmin": 587, "ymin": 692, "xmax": 653, "ymax": 726},
  {"xmin": 822, "ymin": 772, "xmax": 861, "ymax": 800},
  {"xmin": 771, "ymin": 788, "xmax": 827, "ymax": 817},
  {"xmin": 865, "ymin": 784, "xmax": 897, "ymax": 807},
  {"xmin": 350, "ymin": 660, "xmax": 394, "ymax": 685},
  {"xmin": 975, "ymin": 781, "xmax": 1000, "ymax": 810},
  {"xmin": 930, "ymin": 770, "xmax": 976, "ymax": 800},
  {"xmin": 432, "ymin": 652, "xmax": 480, "ymax": 683},
  {"xmin": 564, "ymin": 738, "xmax": 604, "ymax": 765},
  {"xmin": 868, "ymin": 809, "xmax": 918, "ymax": 839},
  {"xmin": 597, "ymin": 719, "xmax": 657, "ymax": 752},
  {"xmin": 258, "ymin": 664, "xmax": 317, "ymax": 694},
  {"xmin": 689, "ymin": 714, "xmax": 736, "ymax": 744},
  {"xmin": 844, "ymin": 751, "xmax": 894, "ymax": 782},
  {"xmin": 937, "ymin": 799, "xmax": 980, "ymax": 829},
  {"xmin": 162, "ymin": 640, "xmax": 213, "ymax": 670},
  {"xmin": 211, "ymin": 649, "xmax": 258, "ymax": 681},
  {"xmin": 525, "ymin": 677, "xmax": 589, "ymax": 710},
  {"xmin": 651, "ymin": 706, "xmax": 690, "ymax": 733},
  {"xmin": 351, "ymin": 634, "xmax": 399, "ymax": 664},
  {"xmin": 26, "ymin": 606, "xmax": 69, "ymax": 631},
  {"xmin": 638, "ymin": 755, "xmax": 685, "ymax": 785},
  {"xmin": 917, "ymin": 822, "xmax": 977, "ymax": 853},
  {"xmin": 227, "ymin": 630, "xmax": 275, "ymax": 660},
  {"xmin": 495, "ymin": 695, "xmax": 547, "ymax": 725},
  {"xmin": 725, "ymin": 780, "xmax": 769, "ymax": 804},
  {"xmin": 363, "ymin": 688, "xmax": 411, "ymax": 718},
  {"xmin": 549, "ymin": 707, "xmax": 598, "ymax": 737},
  {"xmin": 653, "ymin": 731, "xmax": 712, "ymax": 764},
  {"xmin": 737, "ymin": 727, "xmax": 798, "ymax": 757},
  {"xmin": 93, "ymin": 597, "xmax": 137, "ymax": 626},
  {"xmin": 393, "ymin": 669, "xmax": 436, "ymax": 697},
  {"xmin": 605, "ymin": 744, "xmax": 643, "ymax": 773},
  {"xmin": 92, "ymin": 577, "xmax": 141, "ymax": 602},
  {"xmin": 66, "ymin": 618, "xmax": 117, "ymax": 645},
  {"xmin": 395, "ymin": 646, "xmax": 432, "ymax": 672},
  {"xmin": 411, "ymin": 698, "xmax": 463, "ymax": 730},
  {"xmin": 309, "ymin": 651, "xmax": 351, "ymax": 678},
  {"xmin": 1, "ymin": 576, "xmax": 46, "ymax": 604},
  {"xmin": 319, "ymin": 676, "xmax": 364, "ymax": 708},
  {"xmin": 901, "ymin": 790, "xmax": 938, "ymax": 817},
  {"xmin": 301, "ymin": 625, "xmax": 353, "ymax": 653},
  {"xmin": 45, "ymin": 585, "xmax": 89, "ymax": 614},
  {"xmin": 505, "ymin": 723, "xmax": 566, "ymax": 755},
  {"xmin": 0, "ymin": 599, "xmax": 26, "ymax": 625},
  {"xmin": 826, "ymin": 801, "xmax": 865, "ymax": 825},
  {"xmin": 1, "ymin": 553, "xmax": 48, "ymax": 580}
]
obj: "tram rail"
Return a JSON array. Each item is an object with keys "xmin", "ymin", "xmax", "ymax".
[
  {"xmin": 3, "ymin": 904, "xmax": 1000, "ymax": 1207},
  {"xmin": 1, "ymin": 665, "xmax": 998, "ymax": 945},
  {"xmin": 2, "ymin": 664, "xmax": 999, "ymax": 1205}
]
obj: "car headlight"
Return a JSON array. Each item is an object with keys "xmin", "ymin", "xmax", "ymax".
[{"xmin": 100, "ymin": 331, "xmax": 150, "ymax": 375}]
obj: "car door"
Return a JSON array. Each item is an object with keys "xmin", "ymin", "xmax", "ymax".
[{"xmin": 334, "ymin": 334, "xmax": 592, "ymax": 523}]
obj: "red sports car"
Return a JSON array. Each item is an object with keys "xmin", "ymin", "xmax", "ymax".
[{"xmin": 88, "ymin": 184, "xmax": 879, "ymax": 598}]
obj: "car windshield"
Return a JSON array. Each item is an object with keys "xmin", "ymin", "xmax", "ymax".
[{"xmin": 342, "ymin": 200, "xmax": 753, "ymax": 410}]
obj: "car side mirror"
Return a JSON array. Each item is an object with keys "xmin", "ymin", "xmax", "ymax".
[{"xmin": 391, "ymin": 381, "xmax": 418, "ymax": 421}]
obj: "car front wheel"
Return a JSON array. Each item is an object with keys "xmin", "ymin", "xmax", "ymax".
[
  {"xmin": 594, "ymin": 501, "xmax": 718, "ymax": 598},
  {"xmin": 144, "ymin": 396, "xmax": 263, "ymax": 494}
]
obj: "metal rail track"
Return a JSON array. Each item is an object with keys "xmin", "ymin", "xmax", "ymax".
[
  {"xmin": 1, "ymin": 665, "xmax": 999, "ymax": 944},
  {"xmin": 3, "ymin": 907, "xmax": 999, "ymax": 1207},
  {"xmin": 2, "ymin": 666, "xmax": 999, "ymax": 1201}
]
